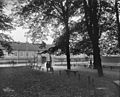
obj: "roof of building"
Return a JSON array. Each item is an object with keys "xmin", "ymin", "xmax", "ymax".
[
  {"xmin": 9, "ymin": 42, "xmax": 40, "ymax": 51},
  {"xmin": 0, "ymin": 42, "xmax": 54, "ymax": 52}
]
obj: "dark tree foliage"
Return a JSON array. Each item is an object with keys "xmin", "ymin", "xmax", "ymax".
[
  {"xmin": 98, "ymin": 0, "xmax": 119, "ymax": 55},
  {"xmin": 100, "ymin": 29, "xmax": 119, "ymax": 55},
  {"xmin": 0, "ymin": 1, "xmax": 13, "ymax": 57},
  {"xmin": 0, "ymin": 1, "xmax": 13, "ymax": 31},
  {"xmin": 73, "ymin": 38, "xmax": 93, "ymax": 55},
  {"xmin": 0, "ymin": 41, "xmax": 13, "ymax": 54},
  {"xmin": 38, "ymin": 41, "xmax": 46, "ymax": 49},
  {"xmin": 0, "ymin": 33, "xmax": 13, "ymax": 57},
  {"xmin": 0, "ymin": 48, "xmax": 4, "ymax": 57},
  {"xmin": 53, "ymin": 32, "xmax": 68, "ymax": 54}
]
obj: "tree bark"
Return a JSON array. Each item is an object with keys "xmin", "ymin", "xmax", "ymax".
[
  {"xmin": 92, "ymin": 40, "xmax": 104, "ymax": 76},
  {"xmin": 92, "ymin": 0, "xmax": 104, "ymax": 76},
  {"xmin": 63, "ymin": 0, "xmax": 71, "ymax": 70},
  {"xmin": 66, "ymin": 41, "xmax": 71, "ymax": 70},
  {"xmin": 63, "ymin": 13, "xmax": 71, "ymax": 70},
  {"xmin": 115, "ymin": 0, "xmax": 120, "ymax": 47},
  {"xmin": 83, "ymin": 0, "xmax": 104, "ymax": 77},
  {"xmin": 65, "ymin": 22, "xmax": 71, "ymax": 70}
]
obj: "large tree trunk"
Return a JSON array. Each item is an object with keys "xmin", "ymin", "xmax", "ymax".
[
  {"xmin": 92, "ymin": 40, "xmax": 104, "ymax": 77},
  {"xmin": 83, "ymin": 0, "xmax": 104, "ymax": 77},
  {"xmin": 92, "ymin": 0, "xmax": 103, "ymax": 77},
  {"xmin": 66, "ymin": 42, "xmax": 71, "ymax": 70},
  {"xmin": 64, "ymin": 19, "xmax": 71, "ymax": 70}
]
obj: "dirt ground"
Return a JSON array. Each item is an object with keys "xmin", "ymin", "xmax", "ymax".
[{"xmin": 0, "ymin": 66, "xmax": 119, "ymax": 97}]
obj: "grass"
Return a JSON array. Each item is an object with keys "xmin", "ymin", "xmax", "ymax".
[{"xmin": 0, "ymin": 66, "xmax": 119, "ymax": 97}]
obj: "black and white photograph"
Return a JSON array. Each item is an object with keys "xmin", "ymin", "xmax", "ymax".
[{"xmin": 0, "ymin": 0, "xmax": 120, "ymax": 97}]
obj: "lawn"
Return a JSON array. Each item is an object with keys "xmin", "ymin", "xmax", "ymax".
[{"xmin": 0, "ymin": 66, "xmax": 119, "ymax": 97}]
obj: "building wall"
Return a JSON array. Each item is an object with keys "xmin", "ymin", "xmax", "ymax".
[{"xmin": 3, "ymin": 50, "xmax": 38, "ymax": 58}]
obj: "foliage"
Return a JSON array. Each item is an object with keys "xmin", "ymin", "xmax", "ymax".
[
  {"xmin": 0, "ymin": 1, "xmax": 13, "ymax": 31},
  {"xmin": 38, "ymin": 41, "xmax": 46, "ymax": 49},
  {"xmin": 72, "ymin": 38, "xmax": 93, "ymax": 55},
  {"xmin": 0, "ymin": 1, "xmax": 14, "ymax": 57},
  {"xmin": 13, "ymin": 0, "xmax": 83, "ymax": 42},
  {"xmin": 0, "ymin": 14, "xmax": 13, "ymax": 31},
  {"xmin": 98, "ymin": 0, "xmax": 120, "ymax": 55},
  {"xmin": 100, "ymin": 30, "xmax": 120, "ymax": 55},
  {"xmin": 53, "ymin": 32, "xmax": 67, "ymax": 54},
  {"xmin": 0, "ymin": 41, "xmax": 13, "ymax": 54},
  {"xmin": 0, "ymin": 33, "xmax": 13, "ymax": 57}
]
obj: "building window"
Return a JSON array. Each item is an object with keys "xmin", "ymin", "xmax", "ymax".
[
  {"xmin": 28, "ymin": 52, "xmax": 31, "ymax": 57},
  {"xmin": 19, "ymin": 51, "xmax": 23, "ymax": 56},
  {"xmin": 14, "ymin": 52, "xmax": 18, "ymax": 56},
  {"xmin": 26, "ymin": 52, "xmax": 28, "ymax": 57}
]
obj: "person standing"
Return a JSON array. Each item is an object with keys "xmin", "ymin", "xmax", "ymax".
[
  {"xmin": 89, "ymin": 59, "xmax": 93, "ymax": 69},
  {"xmin": 46, "ymin": 52, "xmax": 52, "ymax": 72}
]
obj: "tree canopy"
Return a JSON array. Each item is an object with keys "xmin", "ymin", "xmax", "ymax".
[{"xmin": 0, "ymin": 0, "xmax": 13, "ymax": 31}]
